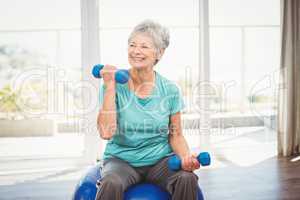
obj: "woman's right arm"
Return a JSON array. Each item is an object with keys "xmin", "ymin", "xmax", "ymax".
[{"xmin": 97, "ymin": 65, "xmax": 117, "ymax": 140}]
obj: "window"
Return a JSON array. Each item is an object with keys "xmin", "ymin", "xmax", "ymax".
[
  {"xmin": 208, "ymin": 0, "xmax": 280, "ymax": 165},
  {"xmin": 0, "ymin": 0, "xmax": 83, "ymax": 161},
  {"xmin": 209, "ymin": 0, "xmax": 280, "ymax": 114}
]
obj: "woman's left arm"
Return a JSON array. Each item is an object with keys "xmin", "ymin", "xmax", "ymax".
[
  {"xmin": 169, "ymin": 112, "xmax": 200, "ymax": 171},
  {"xmin": 169, "ymin": 112, "xmax": 190, "ymax": 157}
]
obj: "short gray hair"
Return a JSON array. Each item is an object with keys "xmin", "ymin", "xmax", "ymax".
[{"xmin": 128, "ymin": 19, "xmax": 170, "ymax": 51}]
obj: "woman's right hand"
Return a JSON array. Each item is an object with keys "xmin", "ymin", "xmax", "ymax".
[{"xmin": 100, "ymin": 65, "xmax": 117, "ymax": 86}]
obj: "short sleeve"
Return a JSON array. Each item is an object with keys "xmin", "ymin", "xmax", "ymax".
[{"xmin": 169, "ymin": 85, "xmax": 185, "ymax": 115}]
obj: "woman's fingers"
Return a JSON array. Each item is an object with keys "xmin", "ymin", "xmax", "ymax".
[
  {"xmin": 192, "ymin": 157, "xmax": 200, "ymax": 169},
  {"xmin": 181, "ymin": 155, "xmax": 195, "ymax": 172},
  {"xmin": 181, "ymin": 154, "xmax": 200, "ymax": 171},
  {"xmin": 100, "ymin": 65, "xmax": 117, "ymax": 84},
  {"xmin": 191, "ymin": 153, "xmax": 200, "ymax": 169}
]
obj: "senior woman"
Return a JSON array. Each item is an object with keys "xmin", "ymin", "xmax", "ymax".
[{"xmin": 96, "ymin": 20, "xmax": 200, "ymax": 200}]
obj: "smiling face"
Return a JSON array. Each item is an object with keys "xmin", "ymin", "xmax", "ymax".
[{"xmin": 128, "ymin": 33, "xmax": 160, "ymax": 69}]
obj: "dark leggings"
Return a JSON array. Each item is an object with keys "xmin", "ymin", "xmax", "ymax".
[{"xmin": 95, "ymin": 156, "xmax": 199, "ymax": 200}]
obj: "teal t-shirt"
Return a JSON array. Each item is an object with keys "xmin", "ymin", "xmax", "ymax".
[{"xmin": 99, "ymin": 71, "xmax": 185, "ymax": 167}]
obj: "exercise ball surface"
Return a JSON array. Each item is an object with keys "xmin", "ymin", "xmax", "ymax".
[
  {"xmin": 72, "ymin": 163, "xmax": 204, "ymax": 200},
  {"xmin": 72, "ymin": 164, "xmax": 101, "ymax": 200},
  {"xmin": 124, "ymin": 183, "xmax": 171, "ymax": 200}
]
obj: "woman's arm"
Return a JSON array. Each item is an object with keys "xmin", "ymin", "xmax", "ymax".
[
  {"xmin": 169, "ymin": 112, "xmax": 200, "ymax": 171},
  {"xmin": 169, "ymin": 112, "xmax": 190, "ymax": 157},
  {"xmin": 97, "ymin": 65, "xmax": 117, "ymax": 140}
]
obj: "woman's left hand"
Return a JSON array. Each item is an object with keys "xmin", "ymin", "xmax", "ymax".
[{"xmin": 181, "ymin": 154, "xmax": 200, "ymax": 172}]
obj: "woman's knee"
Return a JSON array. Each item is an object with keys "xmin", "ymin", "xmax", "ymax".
[
  {"xmin": 99, "ymin": 173, "xmax": 124, "ymax": 191},
  {"xmin": 176, "ymin": 171, "xmax": 198, "ymax": 185}
]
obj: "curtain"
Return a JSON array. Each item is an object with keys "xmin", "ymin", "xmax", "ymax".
[{"xmin": 278, "ymin": 0, "xmax": 300, "ymax": 156}]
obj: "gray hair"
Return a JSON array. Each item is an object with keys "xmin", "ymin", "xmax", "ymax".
[{"xmin": 128, "ymin": 19, "xmax": 170, "ymax": 51}]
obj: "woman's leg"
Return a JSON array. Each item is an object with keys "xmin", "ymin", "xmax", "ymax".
[
  {"xmin": 146, "ymin": 156, "xmax": 199, "ymax": 200},
  {"xmin": 95, "ymin": 157, "xmax": 141, "ymax": 200}
]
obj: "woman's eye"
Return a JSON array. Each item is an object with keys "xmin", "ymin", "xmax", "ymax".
[{"xmin": 142, "ymin": 46, "xmax": 148, "ymax": 49}]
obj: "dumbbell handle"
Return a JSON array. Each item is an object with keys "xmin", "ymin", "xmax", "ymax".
[
  {"xmin": 168, "ymin": 152, "xmax": 211, "ymax": 171},
  {"xmin": 92, "ymin": 64, "xmax": 129, "ymax": 84}
]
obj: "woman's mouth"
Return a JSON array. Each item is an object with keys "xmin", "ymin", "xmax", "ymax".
[{"xmin": 132, "ymin": 57, "xmax": 145, "ymax": 62}]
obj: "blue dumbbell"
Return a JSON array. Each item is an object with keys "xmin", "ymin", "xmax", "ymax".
[
  {"xmin": 92, "ymin": 64, "xmax": 130, "ymax": 84},
  {"xmin": 168, "ymin": 152, "xmax": 211, "ymax": 171}
]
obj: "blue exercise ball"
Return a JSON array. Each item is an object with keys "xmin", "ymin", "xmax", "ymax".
[
  {"xmin": 72, "ymin": 164, "xmax": 101, "ymax": 200},
  {"xmin": 72, "ymin": 163, "xmax": 204, "ymax": 200},
  {"xmin": 124, "ymin": 183, "xmax": 171, "ymax": 200}
]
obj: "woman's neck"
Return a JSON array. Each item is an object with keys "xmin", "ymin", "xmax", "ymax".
[
  {"xmin": 129, "ymin": 67, "xmax": 155, "ymax": 85},
  {"xmin": 128, "ymin": 67, "xmax": 156, "ymax": 98}
]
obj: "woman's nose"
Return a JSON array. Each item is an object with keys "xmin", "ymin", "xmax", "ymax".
[{"xmin": 133, "ymin": 46, "xmax": 142, "ymax": 54}]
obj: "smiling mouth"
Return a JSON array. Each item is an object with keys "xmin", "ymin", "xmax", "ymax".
[{"xmin": 131, "ymin": 57, "xmax": 145, "ymax": 62}]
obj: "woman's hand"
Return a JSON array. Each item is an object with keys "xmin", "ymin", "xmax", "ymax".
[
  {"xmin": 181, "ymin": 153, "xmax": 200, "ymax": 172},
  {"xmin": 100, "ymin": 65, "xmax": 117, "ymax": 86}
]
